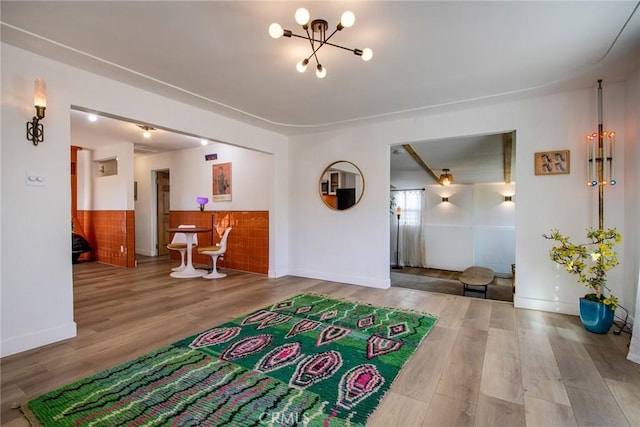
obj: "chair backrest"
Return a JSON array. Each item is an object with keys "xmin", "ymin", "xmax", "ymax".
[
  {"xmin": 170, "ymin": 224, "xmax": 198, "ymax": 245},
  {"xmin": 217, "ymin": 227, "xmax": 232, "ymax": 252}
]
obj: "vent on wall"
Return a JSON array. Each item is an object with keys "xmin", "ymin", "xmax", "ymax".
[{"xmin": 95, "ymin": 158, "xmax": 118, "ymax": 177}]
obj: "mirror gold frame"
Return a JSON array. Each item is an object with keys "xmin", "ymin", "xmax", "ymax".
[{"xmin": 319, "ymin": 161, "xmax": 365, "ymax": 210}]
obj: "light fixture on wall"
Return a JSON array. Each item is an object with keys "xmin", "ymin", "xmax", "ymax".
[
  {"xmin": 196, "ymin": 197, "xmax": 209, "ymax": 212},
  {"xmin": 504, "ymin": 195, "xmax": 513, "ymax": 202},
  {"xmin": 138, "ymin": 125, "xmax": 155, "ymax": 138},
  {"xmin": 586, "ymin": 80, "xmax": 617, "ymax": 229},
  {"xmin": 438, "ymin": 169, "xmax": 454, "ymax": 186},
  {"xmin": 26, "ymin": 78, "xmax": 47, "ymax": 145},
  {"xmin": 269, "ymin": 8, "xmax": 373, "ymax": 79},
  {"xmin": 442, "ymin": 196, "xmax": 449, "ymax": 202}
]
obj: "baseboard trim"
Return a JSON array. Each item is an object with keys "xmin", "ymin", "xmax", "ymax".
[
  {"xmin": 290, "ymin": 269, "xmax": 390, "ymax": 289},
  {"xmin": 1, "ymin": 322, "xmax": 77, "ymax": 357}
]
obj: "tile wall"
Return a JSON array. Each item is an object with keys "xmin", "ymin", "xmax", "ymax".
[
  {"xmin": 77, "ymin": 210, "xmax": 135, "ymax": 268},
  {"xmin": 169, "ymin": 210, "xmax": 269, "ymax": 274}
]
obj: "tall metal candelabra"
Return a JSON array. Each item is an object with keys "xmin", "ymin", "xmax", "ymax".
[{"xmin": 586, "ymin": 80, "xmax": 617, "ymax": 229}]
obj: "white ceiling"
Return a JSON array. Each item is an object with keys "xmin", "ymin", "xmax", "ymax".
[{"xmin": 3, "ymin": 1, "xmax": 640, "ymax": 183}]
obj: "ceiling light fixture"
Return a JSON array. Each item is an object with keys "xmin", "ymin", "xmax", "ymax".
[
  {"xmin": 439, "ymin": 169, "xmax": 454, "ymax": 186},
  {"xmin": 138, "ymin": 125, "xmax": 155, "ymax": 139},
  {"xmin": 269, "ymin": 8, "xmax": 373, "ymax": 79},
  {"xmin": 87, "ymin": 114, "xmax": 98, "ymax": 122}
]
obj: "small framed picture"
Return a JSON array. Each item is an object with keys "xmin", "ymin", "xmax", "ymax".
[{"xmin": 535, "ymin": 150, "xmax": 570, "ymax": 175}]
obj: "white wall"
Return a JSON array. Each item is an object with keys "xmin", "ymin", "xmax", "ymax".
[
  {"xmin": 422, "ymin": 183, "xmax": 515, "ymax": 274},
  {"xmin": 625, "ymin": 66, "xmax": 640, "ymax": 363},
  {"xmin": 289, "ymin": 83, "xmax": 630, "ymax": 317},
  {"xmin": 134, "ymin": 143, "xmax": 273, "ymax": 258},
  {"xmin": 2, "ymin": 45, "xmax": 77, "ymax": 356},
  {"xmin": 83, "ymin": 142, "xmax": 135, "ymax": 211},
  {"xmin": 0, "ymin": 44, "xmax": 288, "ymax": 356}
]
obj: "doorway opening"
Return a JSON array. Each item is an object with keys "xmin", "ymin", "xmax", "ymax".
[
  {"xmin": 155, "ymin": 170, "xmax": 170, "ymax": 257},
  {"xmin": 389, "ymin": 131, "xmax": 516, "ymax": 302}
]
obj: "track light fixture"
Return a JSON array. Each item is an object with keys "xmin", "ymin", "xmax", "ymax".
[
  {"xmin": 269, "ymin": 8, "xmax": 373, "ymax": 78},
  {"xmin": 26, "ymin": 79, "xmax": 47, "ymax": 145}
]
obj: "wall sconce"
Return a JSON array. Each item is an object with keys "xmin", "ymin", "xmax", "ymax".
[
  {"xmin": 26, "ymin": 78, "xmax": 47, "ymax": 145},
  {"xmin": 442, "ymin": 196, "xmax": 449, "ymax": 202},
  {"xmin": 504, "ymin": 195, "xmax": 513, "ymax": 202},
  {"xmin": 196, "ymin": 197, "xmax": 209, "ymax": 212}
]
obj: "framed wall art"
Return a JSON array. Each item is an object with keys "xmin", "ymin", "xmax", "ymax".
[
  {"xmin": 534, "ymin": 150, "xmax": 570, "ymax": 175},
  {"xmin": 212, "ymin": 162, "xmax": 232, "ymax": 201}
]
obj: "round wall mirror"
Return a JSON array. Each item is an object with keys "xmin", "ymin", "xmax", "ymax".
[{"xmin": 319, "ymin": 161, "xmax": 365, "ymax": 210}]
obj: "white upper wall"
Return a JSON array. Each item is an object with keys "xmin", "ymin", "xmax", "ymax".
[
  {"xmin": 288, "ymin": 82, "xmax": 630, "ymax": 317},
  {"xmin": 2, "ymin": 42, "xmax": 638, "ymax": 359},
  {"xmin": 133, "ymin": 142, "xmax": 273, "ymax": 258},
  {"xmin": 1, "ymin": 43, "xmax": 288, "ymax": 357}
]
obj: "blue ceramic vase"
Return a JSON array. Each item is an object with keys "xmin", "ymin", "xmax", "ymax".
[{"xmin": 579, "ymin": 297, "xmax": 614, "ymax": 334}]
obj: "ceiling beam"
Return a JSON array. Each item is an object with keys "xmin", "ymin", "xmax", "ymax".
[
  {"xmin": 503, "ymin": 132, "xmax": 513, "ymax": 183},
  {"xmin": 403, "ymin": 144, "xmax": 441, "ymax": 184}
]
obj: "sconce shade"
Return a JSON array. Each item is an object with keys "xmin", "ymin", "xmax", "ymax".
[
  {"xmin": 27, "ymin": 78, "xmax": 47, "ymax": 145},
  {"xmin": 504, "ymin": 195, "xmax": 513, "ymax": 202},
  {"xmin": 442, "ymin": 197, "xmax": 449, "ymax": 202},
  {"xmin": 34, "ymin": 78, "xmax": 47, "ymax": 108}
]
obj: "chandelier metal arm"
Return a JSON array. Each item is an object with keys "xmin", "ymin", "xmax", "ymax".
[
  {"xmin": 289, "ymin": 32, "xmax": 361, "ymax": 61},
  {"xmin": 271, "ymin": 9, "xmax": 372, "ymax": 77}
]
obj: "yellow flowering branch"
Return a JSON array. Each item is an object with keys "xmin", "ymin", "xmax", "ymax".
[{"xmin": 543, "ymin": 228, "xmax": 620, "ymax": 310}]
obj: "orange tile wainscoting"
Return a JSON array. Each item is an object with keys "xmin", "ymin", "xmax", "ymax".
[
  {"xmin": 76, "ymin": 210, "xmax": 135, "ymax": 268},
  {"xmin": 169, "ymin": 210, "xmax": 269, "ymax": 275}
]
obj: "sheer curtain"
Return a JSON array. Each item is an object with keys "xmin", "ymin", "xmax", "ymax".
[{"xmin": 392, "ymin": 190, "xmax": 426, "ymax": 267}]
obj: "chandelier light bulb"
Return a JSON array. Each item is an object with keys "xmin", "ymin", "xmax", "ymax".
[
  {"xmin": 269, "ymin": 23, "xmax": 284, "ymax": 39},
  {"xmin": 361, "ymin": 48, "xmax": 373, "ymax": 61},
  {"xmin": 295, "ymin": 8, "xmax": 310, "ymax": 25},
  {"xmin": 340, "ymin": 11, "xmax": 355, "ymax": 28},
  {"xmin": 316, "ymin": 64, "xmax": 327, "ymax": 78},
  {"xmin": 296, "ymin": 59, "xmax": 308, "ymax": 73}
]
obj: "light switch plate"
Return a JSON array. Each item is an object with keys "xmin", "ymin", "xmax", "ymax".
[{"xmin": 26, "ymin": 171, "xmax": 45, "ymax": 186}]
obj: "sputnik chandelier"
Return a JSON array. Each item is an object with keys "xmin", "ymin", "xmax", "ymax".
[{"xmin": 269, "ymin": 8, "xmax": 373, "ymax": 78}]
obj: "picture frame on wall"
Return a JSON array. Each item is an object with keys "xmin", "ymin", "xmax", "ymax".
[
  {"xmin": 534, "ymin": 150, "xmax": 570, "ymax": 175},
  {"xmin": 212, "ymin": 162, "xmax": 232, "ymax": 201}
]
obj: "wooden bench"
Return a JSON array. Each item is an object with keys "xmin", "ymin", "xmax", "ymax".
[{"xmin": 459, "ymin": 266, "xmax": 495, "ymax": 298}]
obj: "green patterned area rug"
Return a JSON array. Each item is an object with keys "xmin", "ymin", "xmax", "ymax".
[{"xmin": 23, "ymin": 293, "xmax": 437, "ymax": 426}]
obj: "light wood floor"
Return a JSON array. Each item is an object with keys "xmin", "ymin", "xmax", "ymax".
[{"xmin": 2, "ymin": 258, "xmax": 639, "ymax": 426}]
